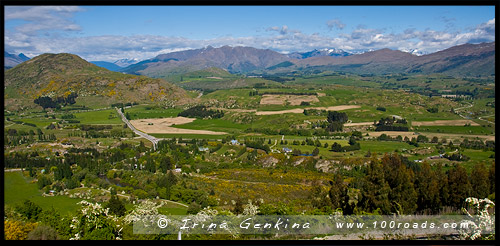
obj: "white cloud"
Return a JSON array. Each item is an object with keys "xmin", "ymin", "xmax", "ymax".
[
  {"xmin": 4, "ymin": 7, "xmax": 495, "ymax": 62},
  {"xmin": 326, "ymin": 19, "xmax": 346, "ymax": 30},
  {"xmin": 5, "ymin": 6, "xmax": 85, "ymax": 35}
]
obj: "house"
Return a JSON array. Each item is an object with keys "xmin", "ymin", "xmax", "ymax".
[
  {"xmin": 230, "ymin": 139, "xmax": 239, "ymax": 145},
  {"xmin": 282, "ymin": 147, "xmax": 292, "ymax": 153}
]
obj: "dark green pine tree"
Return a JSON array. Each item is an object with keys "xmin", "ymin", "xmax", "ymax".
[{"xmin": 106, "ymin": 195, "xmax": 126, "ymax": 217}]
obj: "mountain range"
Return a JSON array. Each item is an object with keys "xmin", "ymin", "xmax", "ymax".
[
  {"xmin": 120, "ymin": 42, "xmax": 495, "ymax": 77},
  {"xmin": 90, "ymin": 58, "xmax": 140, "ymax": 72},
  {"xmin": 5, "ymin": 42, "xmax": 495, "ymax": 77},
  {"xmin": 3, "ymin": 42, "xmax": 495, "ymax": 111}
]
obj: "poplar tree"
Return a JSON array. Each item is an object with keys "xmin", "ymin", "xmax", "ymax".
[
  {"xmin": 447, "ymin": 164, "xmax": 471, "ymax": 208},
  {"xmin": 415, "ymin": 161, "xmax": 441, "ymax": 213},
  {"xmin": 470, "ymin": 162, "xmax": 490, "ymax": 198}
]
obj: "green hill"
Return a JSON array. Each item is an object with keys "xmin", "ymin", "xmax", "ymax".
[{"xmin": 4, "ymin": 53, "xmax": 191, "ymax": 110}]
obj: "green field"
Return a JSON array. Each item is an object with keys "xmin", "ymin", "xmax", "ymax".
[
  {"xmin": 4, "ymin": 171, "xmax": 83, "ymax": 215},
  {"xmin": 125, "ymin": 105, "xmax": 183, "ymax": 120},
  {"xmin": 413, "ymin": 125, "xmax": 494, "ymax": 135},
  {"xmin": 73, "ymin": 108, "xmax": 123, "ymax": 125}
]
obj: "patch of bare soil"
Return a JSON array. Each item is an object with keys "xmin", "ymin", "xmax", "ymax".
[
  {"xmin": 259, "ymin": 94, "xmax": 319, "ymax": 106},
  {"xmin": 129, "ymin": 117, "xmax": 227, "ymax": 135},
  {"xmin": 255, "ymin": 108, "xmax": 304, "ymax": 115},
  {"xmin": 344, "ymin": 122, "xmax": 374, "ymax": 127}
]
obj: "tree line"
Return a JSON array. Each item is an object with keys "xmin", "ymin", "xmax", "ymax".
[{"xmin": 312, "ymin": 153, "xmax": 495, "ymax": 215}]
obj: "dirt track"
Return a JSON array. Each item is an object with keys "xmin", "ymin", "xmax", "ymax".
[{"xmin": 411, "ymin": 119, "xmax": 480, "ymax": 126}]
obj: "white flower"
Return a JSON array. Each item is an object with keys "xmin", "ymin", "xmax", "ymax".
[{"xmin": 459, "ymin": 197, "xmax": 495, "ymax": 240}]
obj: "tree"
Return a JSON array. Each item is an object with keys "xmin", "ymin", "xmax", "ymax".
[
  {"xmin": 144, "ymin": 157, "xmax": 156, "ymax": 173},
  {"xmin": 27, "ymin": 225, "xmax": 60, "ymax": 240},
  {"xmin": 431, "ymin": 136, "xmax": 439, "ymax": 143},
  {"xmin": 381, "ymin": 153, "xmax": 417, "ymax": 214},
  {"xmin": 470, "ymin": 163, "xmax": 490, "ymax": 198},
  {"xmin": 327, "ymin": 111, "xmax": 348, "ymax": 123},
  {"xmin": 16, "ymin": 200, "xmax": 43, "ymax": 222},
  {"xmin": 232, "ymin": 197, "xmax": 245, "ymax": 215},
  {"xmin": 327, "ymin": 121, "xmax": 343, "ymax": 132},
  {"xmin": 330, "ymin": 142, "xmax": 342, "ymax": 152},
  {"xmin": 167, "ymin": 170, "xmax": 178, "ymax": 187},
  {"xmin": 187, "ymin": 202, "xmax": 202, "ymax": 215},
  {"xmin": 358, "ymin": 157, "xmax": 391, "ymax": 214},
  {"xmin": 329, "ymin": 173, "xmax": 349, "ymax": 212},
  {"xmin": 488, "ymin": 163, "xmax": 495, "ymax": 196},
  {"xmin": 312, "ymin": 147, "xmax": 320, "ymax": 156},
  {"xmin": 70, "ymin": 201, "xmax": 121, "ymax": 240},
  {"xmin": 415, "ymin": 161, "xmax": 441, "ymax": 213},
  {"xmin": 106, "ymin": 195, "xmax": 127, "ymax": 217},
  {"xmin": 447, "ymin": 165, "xmax": 471, "ymax": 208},
  {"xmin": 159, "ymin": 156, "xmax": 174, "ymax": 173}
]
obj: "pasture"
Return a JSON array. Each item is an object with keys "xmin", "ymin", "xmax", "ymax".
[{"xmin": 4, "ymin": 171, "xmax": 83, "ymax": 215}]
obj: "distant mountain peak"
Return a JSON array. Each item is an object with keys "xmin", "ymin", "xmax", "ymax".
[
  {"xmin": 399, "ymin": 48, "xmax": 427, "ymax": 56},
  {"xmin": 113, "ymin": 58, "xmax": 139, "ymax": 67},
  {"xmin": 4, "ymin": 51, "xmax": 31, "ymax": 68}
]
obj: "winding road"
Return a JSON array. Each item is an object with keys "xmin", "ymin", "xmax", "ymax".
[{"xmin": 116, "ymin": 107, "xmax": 160, "ymax": 150}]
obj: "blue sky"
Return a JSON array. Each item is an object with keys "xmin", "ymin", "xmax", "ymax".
[{"xmin": 4, "ymin": 5, "xmax": 496, "ymax": 62}]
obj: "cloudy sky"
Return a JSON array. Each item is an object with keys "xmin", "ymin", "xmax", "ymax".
[{"xmin": 4, "ymin": 5, "xmax": 495, "ymax": 62}]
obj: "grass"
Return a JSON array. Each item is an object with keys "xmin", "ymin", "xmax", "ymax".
[
  {"xmin": 4, "ymin": 171, "xmax": 83, "ymax": 215},
  {"xmin": 172, "ymin": 118, "xmax": 247, "ymax": 134},
  {"xmin": 413, "ymin": 125, "xmax": 494, "ymax": 135},
  {"xmin": 73, "ymin": 108, "xmax": 123, "ymax": 125},
  {"xmin": 124, "ymin": 105, "xmax": 183, "ymax": 120}
]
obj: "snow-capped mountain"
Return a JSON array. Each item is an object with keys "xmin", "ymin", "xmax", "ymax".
[
  {"xmin": 113, "ymin": 58, "xmax": 139, "ymax": 67},
  {"xmin": 399, "ymin": 48, "xmax": 428, "ymax": 56},
  {"xmin": 287, "ymin": 48, "xmax": 352, "ymax": 59}
]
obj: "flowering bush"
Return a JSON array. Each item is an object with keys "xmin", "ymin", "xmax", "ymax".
[
  {"xmin": 459, "ymin": 197, "xmax": 495, "ymax": 240},
  {"xmin": 242, "ymin": 201, "xmax": 259, "ymax": 216},
  {"xmin": 123, "ymin": 200, "xmax": 165, "ymax": 225},
  {"xmin": 4, "ymin": 220, "xmax": 38, "ymax": 240},
  {"xmin": 70, "ymin": 200, "xmax": 122, "ymax": 240}
]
